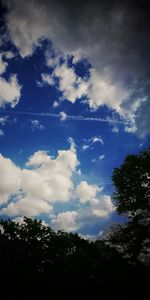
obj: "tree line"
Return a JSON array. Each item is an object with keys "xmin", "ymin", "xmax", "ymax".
[{"xmin": 0, "ymin": 149, "xmax": 149, "ymax": 291}]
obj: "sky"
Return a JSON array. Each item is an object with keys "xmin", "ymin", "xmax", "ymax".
[{"xmin": 0, "ymin": 0, "xmax": 149, "ymax": 239}]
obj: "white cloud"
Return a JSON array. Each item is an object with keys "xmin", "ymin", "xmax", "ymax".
[
  {"xmin": 0, "ymin": 129, "xmax": 4, "ymax": 137},
  {"xmin": 41, "ymin": 60, "xmax": 130, "ymax": 119},
  {"xmin": 30, "ymin": 119, "xmax": 45, "ymax": 131},
  {"xmin": 4, "ymin": 0, "xmax": 52, "ymax": 58},
  {"xmin": 45, "ymin": 47, "xmax": 61, "ymax": 68},
  {"xmin": 12, "ymin": 216, "xmax": 25, "ymax": 224},
  {"xmin": 41, "ymin": 73, "xmax": 55, "ymax": 86},
  {"xmin": 53, "ymin": 100, "xmax": 59, "ymax": 108},
  {"xmin": 91, "ymin": 158, "xmax": 96, "ymax": 163},
  {"xmin": 87, "ymin": 68, "xmax": 129, "ymax": 112},
  {"xmin": 76, "ymin": 181, "xmax": 102, "ymax": 203},
  {"xmin": 59, "ymin": 111, "xmax": 67, "ymax": 121},
  {"xmin": 4, "ymin": 51, "xmax": 15, "ymax": 59},
  {"xmin": 0, "ymin": 116, "xmax": 8, "ymax": 125},
  {"xmin": 0, "ymin": 52, "xmax": 21, "ymax": 109},
  {"xmin": 42, "ymin": 62, "xmax": 88, "ymax": 103},
  {"xmin": 82, "ymin": 144, "xmax": 90, "ymax": 151},
  {"xmin": 75, "ymin": 181, "xmax": 114, "ymax": 222},
  {"xmin": 26, "ymin": 147, "xmax": 79, "ymax": 203},
  {"xmin": 99, "ymin": 155, "xmax": 105, "ymax": 161},
  {"xmin": 82, "ymin": 135, "xmax": 104, "ymax": 151},
  {"xmin": 4, "ymin": 0, "xmax": 150, "ymax": 136},
  {"xmin": 91, "ymin": 136, "xmax": 104, "ymax": 144},
  {"xmin": 80, "ymin": 233, "xmax": 97, "ymax": 241},
  {"xmin": 0, "ymin": 143, "xmax": 79, "ymax": 217},
  {"xmin": 2, "ymin": 195, "xmax": 52, "ymax": 217},
  {"xmin": 0, "ymin": 75, "xmax": 21, "ymax": 108},
  {"xmin": 92, "ymin": 154, "xmax": 105, "ymax": 163},
  {"xmin": 0, "ymin": 51, "xmax": 14, "ymax": 75},
  {"xmin": 124, "ymin": 124, "xmax": 137, "ymax": 133},
  {"xmin": 0, "ymin": 148, "xmax": 115, "ymax": 231},
  {"xmin": 0, "ymin": 154, "xmax": 21, "ymax": 204},
  {"xmin": 83, "ymin": 136, "xmax": 104, "ymax": 144},
  {"xmin": 91, "ymin": 195, "xmax": 114, "ymax": 218},
  {"xmin": 45, "ymin": 62, "xmax": 142, "ymax": 135},
  {"xmin": 42, "ymin": 54, "xmax": 129, "ymax": 112},
  {"xmin": 51, "ymin": 193, "xmax": 114, "ymax": 232},
  {"xmin": 112, "ymin": 126, "xmax": 119, "ymax": 133},
  {"xmin": 51, "ymin": 211, "xmax": 79, "ymax": 232}
]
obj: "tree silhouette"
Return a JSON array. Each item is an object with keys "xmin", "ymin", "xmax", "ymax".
[
  {"xmin": 109, "ymin": 149, "xmax": 150, "ymax": 266},
  {"xmin": 0, "ymin": 149, "xmax": 149, "ymax": 292},
  {"xmin": 112, "ymin": 149, "xmax": 150, "ymax": 218}
]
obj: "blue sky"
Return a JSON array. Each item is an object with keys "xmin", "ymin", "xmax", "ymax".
[{"xmin": 0, "ymin": 0, "xmax": 149, "ymax": 239}]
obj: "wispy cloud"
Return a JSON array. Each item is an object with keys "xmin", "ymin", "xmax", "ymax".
[
  {"xmin": 0, "ymin": 128, "xmax": 4, "ymax": 136},
  {"xmin": 82, "ymin": 135, "xmax": 104, "ymax": 151},
  {"xmin": 0, "ymin": 115, "xmax": 8, "ymax": 125},
  {"xmin": 30, "ymin": 119, "xmax": 45, "ymax": 131},
  {"xmin": 92, "ymin": 154, "xmax": 105, "ymax": 163},
  {"xmin": 1, "ymin": 110, "xmax": 127, "ymax": 125}
]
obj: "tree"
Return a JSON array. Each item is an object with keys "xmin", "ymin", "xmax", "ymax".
[
  {"xmin": 0, "ymin": 217, "xmax": 107, "ymax": 287},
  {"xmin": 109, "ymin": 149, "xmax": 150, "ymax": 265},
  {"xmin": 112, "ymin": 149, "xmax": 150, "ymax": 218}
]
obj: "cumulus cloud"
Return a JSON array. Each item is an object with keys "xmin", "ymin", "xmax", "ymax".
[
  {"xmin": 0, "ymin": 154, "xmax": 21, "ymax": 204},
  {"xmin": 0, "ymin": 50, "xmax": 21, "ymax": 109},
  {"xmin": 3, "ymin": 0, "xmax": 150, "ymax": 136},
  {"xmin": 2, "ymin": 195, "xmax": 52, "ymax": 217},
  {"xmin": 91, "ymin": 196, "xmax": 115, "ymax": 218},
  {"xmin": 87, "ymin": 68, "xmax": 129, "ymax": 112},
  {"xmin": 0, "ymin": 51, "xmax": 14, "ymax": 75},
  {"xmin": 76, "ymin": 181, "xmax": 114, "ymax": 219},
  {"xmin": 50, "ymin": 193, "xmax": 114, "ymax": 233},
  {"xmin": 76, "ymin": 181, "xmax": 114, "ymax": 221},
  {"xmin": 76, "ymin": 181, "xmax": 102, "ymax": 203},
  {"xmin": 41, "ymin": 73, "xmax": 55, "ymax": 86},
  {"xmin": 0, "ymin": 50, "xmax": 21, "ymax": 108},
  {"xmin": 41, "ymin": 60, "xmax": 129, "ymax": 116},
  {"xmin": 0, "ymin": 75, "xmax": 21, "ymax": 108},
  {"xmin": 0, "ymin": 146, "xmax": 115, "ymax": 231},
  {"xmin": 0, "ymin": 143, "xmax": 79, "ymax": 216},
  {"xmin": 51, "ymin": 211, "xmax": 79, "ymax": 232},
  {"xmin": 43, "ymin": 62, "xmax": 88, "ymax": 103}
]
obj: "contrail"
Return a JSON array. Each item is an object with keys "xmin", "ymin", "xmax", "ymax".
[{"xmin": 0, "ymin": 110, "xmax": 127, "ymax": 124}]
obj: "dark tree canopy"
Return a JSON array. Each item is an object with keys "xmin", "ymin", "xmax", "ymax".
[
  {"xmin": 109, "ymin": 149, "xmax": 150, "ymax": 266},
  {"xmin": 0, "ymin": 217, "xmax": 120, "ymax": 288},
  {"xmin": 0, "ymin": 150, "xmax": 149, "ymax": 293},
  {"xmin": 112, "ymin": 149, "xmax": 150, "ymax": 217}
]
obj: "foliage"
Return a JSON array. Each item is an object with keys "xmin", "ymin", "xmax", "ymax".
[
  {"xmin": 0, "ymin": 149, "xmax": 149, "ymax": 290},
  {"xmin": 112, "ymin": 149, "xmax": 150, "ymax": 217},
  {"xmin": 109, "ymin": 149, "xmax": 150, "ymax": 265}
]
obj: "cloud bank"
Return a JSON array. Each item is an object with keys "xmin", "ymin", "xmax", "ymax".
[
  {"xmin": 3, "ymin": 0, "xmax": 150, "ymax": 136},
  {"xmin": 0, "ymin": 142, "xmax": 114, "ymax": 232}
]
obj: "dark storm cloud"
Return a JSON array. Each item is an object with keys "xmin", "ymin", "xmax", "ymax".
[{"xmin": 2, "ymin": 0, "xmax": 150, "ymax": 136}]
